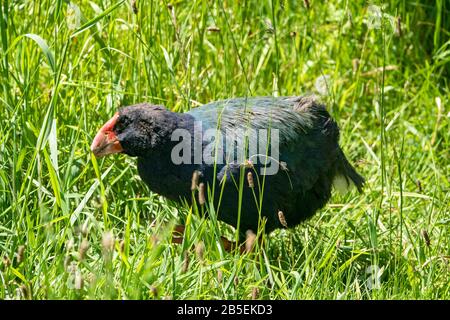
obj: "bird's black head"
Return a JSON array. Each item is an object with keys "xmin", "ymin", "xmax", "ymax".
[{"xmin": 91, "ymin": 103, "xmax": 179, "ymax": 158}]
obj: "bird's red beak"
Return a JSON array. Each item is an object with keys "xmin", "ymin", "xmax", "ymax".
[{"xmin": 90, "ymin": 113, "xmax": 123, "ymax": 158}]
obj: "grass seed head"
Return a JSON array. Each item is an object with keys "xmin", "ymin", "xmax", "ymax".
[
  {"xmin": 195, "ymin": 241, "xmax": 205, "ymax": 261},
  {"xmin": 120, "ymin": 240, "xmax": 125, "ymax": 254},
  {"xmin": 102, "ymin": 231, "xmax": 115, "ymax": 252},
  {"xmin": 17, "ymin": 245, "xmax": 25, "ymax": 264},
  {"xmin": 251, "ymin": 287, "xmax": 260, "ymax": 300},
  {"xmin": 131, "ymin": 0, "xmax": 138, "ymax": 14},
  {"xmin": 422, "ymin": 230, "xmax": 431, "ymax": 247},
  {"xmin": 244, "ymin": 159, "xmax": 254, "ymax": 169},
  {"xmin": 278, "ymin": 211, "xmax": 288, "ymax": 228},
  {"xmin": 198, "ymin": 183, "xmax": 206, "ymax": 205},
  {"xmin": 245, "ymin": 230, "xmax": 257, "ymax": 253},
  {"xmin": 150, "ymin": 286, "xmax": 158, "ymax": 297},
  {"xmin": 79, "ymin": 239, "xmax": 89, "ymax": 260},
  {"xmin": 416, "ymin": 180, "xmax": 423, "ymax": 193},
  {"xmin": 303, "ymin": 0, "xmax": 310, "ymax": 9},
  {"xmin": 280, "ymin": 161, "xmax": 288, "ymax": 171},
  {"xmin": 2, "ymin": 255, "xmax": 11, "ymax": 268},
  {"xmin": 247, "ymin": 172, "xmax": 254, "ymax": 188},
  {"xmin": 66, "ymin": 239, "xmax": 74, "ymax": 252},
  {"xmin": 64, "ymin": 256, "xmax": 71, "ymax": 271},
  {"xmin": 81, "ymin": 220, "xmax": 89, "ymax": 237},
  {"xmin": 352, "ymin": 58, "xmax": 360, "ymax": 73},
  {"xmin": 20, "ymin": 284, "xmax": 30, "ymax": 299},
  {"xmin": 74, "ymin": 271, "xmax": 83, "ymax": 290},
  {"xmin": 182, "ymin": 251, "xmax": 189, "ymax": 273},
  {"xmin": 217, "ymin": 270, "xmax": 223, "ymax": 283},
  {"xmin": 191, "ymin": 170, "xmax": 200, "ymax": 191},
  {"xmin": 395, "ymin": 16, "xmax": 402, "ymax": 37}
]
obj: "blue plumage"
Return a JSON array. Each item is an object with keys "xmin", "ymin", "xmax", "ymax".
[{"xmin": 185, "ymin": 96, "xmax": 364, "ymax": 235}]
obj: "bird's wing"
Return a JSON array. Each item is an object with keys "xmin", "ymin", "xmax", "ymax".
[
  {"xmin": 188, "ymin": 96, "xmax": 339, "ymax": 192},
  {"xmin": 187, "ymin": 96, "xmax": 318, "ymax": 143}
]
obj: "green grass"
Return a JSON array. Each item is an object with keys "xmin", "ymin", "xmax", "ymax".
[{"xmin": 0, "ymin": 0, "xmax": 449, "ymax": 300}]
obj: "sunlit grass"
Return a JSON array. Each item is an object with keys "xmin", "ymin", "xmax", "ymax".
[{"xmin": 0, "ymin": 0, "xmax": 449, "ymax": 299}]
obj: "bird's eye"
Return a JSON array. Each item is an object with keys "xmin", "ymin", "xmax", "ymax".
[{"xmin": 114, "ymin": 116, "xmax": 131, "ymax": 134}]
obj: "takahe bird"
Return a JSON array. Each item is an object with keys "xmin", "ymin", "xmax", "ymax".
[{"xmin": 91, "ymin": 96, "xmax": 364, "ymax": 243}]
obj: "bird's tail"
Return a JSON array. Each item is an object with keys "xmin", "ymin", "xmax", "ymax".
[{"xmin": 333, "ymin": 148, "xmax": 365, "ymax": 194}]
